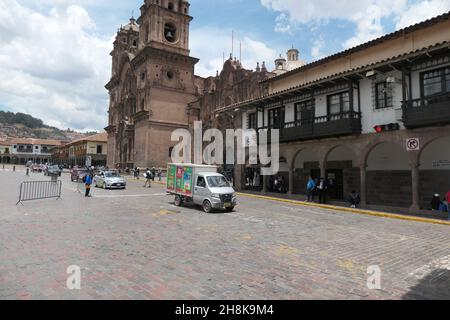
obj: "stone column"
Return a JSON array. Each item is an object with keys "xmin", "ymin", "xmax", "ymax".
[
  {"xmin": 262, "ymin": 174, "xmax": 267, "ymax": 194},
  {"xmin": 360, "ymin": 165, "xmax": 367, "ymax": 206},
  {"xmin": 288, "ymin": 169, "xmax": 294, "ymax": 195},
  {"xmin": 410, "ymin": 164, "xmax": 420, "ymax": 211},
  {"xmin": 234, "ymin": 165, "xmax": 244, "ymax": 191},
  {"xmin": 320, "ymin": 162, "xmax": 326, "ymax": 178}
]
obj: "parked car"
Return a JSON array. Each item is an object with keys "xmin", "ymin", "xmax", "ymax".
[
  {"xmin": 44, "ymin": 165, "xmax": 62, "ymax": 176},
  {"xmin": 70, "ymin": 168, "xmax": 89, "ymax": 182},
  {"xmin": 94, "ymin": 171, "xmax": 127, "ymax": 190},
  {"xmin": 31, "ymin": 164, "xmax": 44, "ymax": 173}
]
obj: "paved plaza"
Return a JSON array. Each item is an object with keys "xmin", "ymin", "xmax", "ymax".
[{"xmin": 0, "ymin": 167, "xmax": 449, "ymax": 300}]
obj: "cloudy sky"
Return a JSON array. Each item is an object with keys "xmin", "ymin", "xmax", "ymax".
[{"xmin": 0, "ymin": 0, "xmax": 449, "ymax": 131}]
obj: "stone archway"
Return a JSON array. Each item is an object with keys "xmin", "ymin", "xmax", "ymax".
[
  {"xmin": 291, "ymin": 148, "xmax": 323, "ymax": 195},
  {"xmin": 418, "ymin": 136, "xmax": 450, "ymax": 208},
  {"xmin": 324, "ymin": 145, "xmax": 359, "ymax": 200},
  {"xmin": 365, "ymin": 141, "xmax": 411, "ymax": 207}
]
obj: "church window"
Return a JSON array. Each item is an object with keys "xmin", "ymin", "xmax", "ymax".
[
  {"xmin": 167, "ymin": 71, "xmax": 174, "ymax": 80},
  {"xmin": 168, "ymin": 2, "xmax": 174, "ymax": 11},
  {"xmin": 132, "ymin": 40, "xmax": 137, "ymax": 47},
  {"xmin": 164, "ymin": 23, "xmax": 177, "ymax": 43}
]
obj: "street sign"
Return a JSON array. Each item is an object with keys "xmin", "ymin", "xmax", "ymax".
[
  {"xmin": 406, "ymin": 138, "xmax": 420, "ymax": 151},
  {"xmin": 85, "ymin": 156, "xmax": 92, "ymax": 167}
]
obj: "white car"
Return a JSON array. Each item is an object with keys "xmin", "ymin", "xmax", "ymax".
[{"xmin": 94, "ymin": 171, "xmax": 127, "ymax": 190}]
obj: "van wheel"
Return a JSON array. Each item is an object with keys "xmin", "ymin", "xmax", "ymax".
[
  {"xmin": 203, "ymin": 200, "xmax": 212, "ymax": 214},
  {"xmin": 226, "ymin": 207, "xmax": 235, "ymax": 212},
  {"xmin": 174, "ymin": 195, "xmax": 183, "ymax": 207}
]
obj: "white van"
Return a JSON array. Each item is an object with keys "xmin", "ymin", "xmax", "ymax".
[{"xmin": 166, "ymin": 164, "xmax": 237, "ymax": 213}]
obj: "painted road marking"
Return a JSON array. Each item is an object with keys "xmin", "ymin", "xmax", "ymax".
[{"xmin": 408, "ymin": 255, "xmax": 450, "ymax": 280}]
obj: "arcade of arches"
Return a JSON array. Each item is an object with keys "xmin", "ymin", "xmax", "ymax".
[{"xmin": 240, "ymin": 130, "xmax": 450, "ymax": 211}]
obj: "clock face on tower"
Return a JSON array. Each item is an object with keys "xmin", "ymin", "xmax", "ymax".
[{"xmin": 164, "ymin": 23, "xmax": 177, "ymax": 43}]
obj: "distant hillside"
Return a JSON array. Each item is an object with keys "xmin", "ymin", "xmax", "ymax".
[{"xmin": 0, "ymin": 111, "xmax": 98, "ymax": 141}]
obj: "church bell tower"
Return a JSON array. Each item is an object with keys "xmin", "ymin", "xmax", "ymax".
[
  {"xmin": 138, "ymin": 0, "xmax": 191, "ymax": 56},
  {"xmin": 129, "ymin": 0, "xmax": 199, "ymax": 168}
]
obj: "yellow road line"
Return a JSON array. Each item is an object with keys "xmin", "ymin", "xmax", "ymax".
[{"xmin": 237, "ymin": 193, "xmax": 450, "ymax": 226}]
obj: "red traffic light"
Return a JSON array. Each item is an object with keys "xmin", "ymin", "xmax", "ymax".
[
  {"xmin": 374, "ymin": 125, "xmax": 383, "ymax": 133},
  {"xmin": 374, "ymin": 123, "xmax": 400, "ymax": 133}
]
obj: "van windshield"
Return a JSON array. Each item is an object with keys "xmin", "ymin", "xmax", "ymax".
[{"xmin": 207, "ymin": 176, "xmax": 230, "ymax": 188}]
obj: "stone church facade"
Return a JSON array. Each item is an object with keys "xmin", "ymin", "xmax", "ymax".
[{"xmin": 105, "ymin": 0, "xmax": 302, "ymax": 169}]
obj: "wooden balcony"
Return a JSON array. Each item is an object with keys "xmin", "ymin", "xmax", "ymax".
[
  {"xmin": 403, "ymin": 92, "xmax": 450, "ymax": 128},
  {"xmin": 258, "ymin": 111, "xmax": 362, "ymax": 143}
]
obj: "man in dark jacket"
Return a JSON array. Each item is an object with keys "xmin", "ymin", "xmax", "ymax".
[{"xmin": 317, "ymin": 178, "xmax": 328, "ymax": 204}]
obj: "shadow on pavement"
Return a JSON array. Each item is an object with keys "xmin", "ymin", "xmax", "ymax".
[{"xmin": 402, "ymin": 269, "xmax": 450, "ymax": 300}]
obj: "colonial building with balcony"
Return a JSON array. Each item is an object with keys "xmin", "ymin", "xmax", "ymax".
[
  {"xmin": 52, "ymin": 132, "xmax": 108, "ymax": 167},
  {"xmin": 1, "ymin": 138, "xmax": 63, "ymax": 165},
  {"xmin": 217, "ymin": 12, "xmax": 450, "ymax": 211}
]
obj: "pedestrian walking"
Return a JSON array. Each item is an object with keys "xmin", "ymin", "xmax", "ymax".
[
  {"xmin": 306, "ymin": 176, "xmax": 316, "ymax": 202},
  {"xmin": 157, "ymin": 168, "xmax": 162, "ymax": 182},
  {"xmin": 317, "ymin": 178, "xmax": 328, "ymax": 204},
  {"xmin": 151, "ymin": 167, "xmax": 156, "ymax": 182},
  {"xmin": 83, "ymin": 173, "xmax": 93, "ymax": 197},
  {"xmin": 143, "ymin": 168, "xmax": 152, "ymax": 188}
]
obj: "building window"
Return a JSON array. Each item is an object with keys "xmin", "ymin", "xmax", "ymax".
[
  {"xmin": 268, "ymin": 107, "xmax": 283, "ymax": 128},
  {"xmin": 375, "ymin": 82, "xmax": 392, "ymax": 109},
  {"xmin": 168, "ymin": 2, "xmax": 174, "ymax": 10},
  {"xmin": 295, "ymin": 100, "xmax": 314, "ymax": 124},
  {"xmin": 327, "ymin": 92, "xmax": 350, "ymax": 116},
  {"xmin": 97, "ymin": 145, "xmax": 103, "ymax": 154},
  {"xmin": 248, "ymin": 113, "xmax": 257, "ymax": 129},
  {"xmin": 421, "ymin": 67, "xmax": 450, "ymax": 97}
]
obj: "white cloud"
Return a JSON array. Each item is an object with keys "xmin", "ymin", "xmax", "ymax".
[
  {"xmin": 311, "ymin": 37, "xmax": 325, "ymax": 60},
  {"xmin": 260, "ymin": 0, "xmax": 449, "ymax": 49},
  {"xmin": 190, "ymin": 27, "xmax": 278, "ymax": 77},
  {"xmin": 0, "ymin": 0, "xmax": 113, "ymax": 131},
  {"xmin": 396, "ymin": 0, "xmax": 450, "ymax": 29}
]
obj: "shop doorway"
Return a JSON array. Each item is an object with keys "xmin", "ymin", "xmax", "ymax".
[{"xmin": 326, "ymin": 169, "xmax": 344, "ymax": 200}]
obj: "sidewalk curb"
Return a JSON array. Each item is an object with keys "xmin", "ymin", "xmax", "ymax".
[{"xmin": 237, "ymin": 192, "xmax": 450, "ymax": 226}]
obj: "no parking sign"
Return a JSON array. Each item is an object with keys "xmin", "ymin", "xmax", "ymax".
[{"xmin": 406, "ymin": 138, "xmax": 420, "ymax": 151}]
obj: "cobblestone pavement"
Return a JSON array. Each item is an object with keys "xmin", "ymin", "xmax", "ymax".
[{"xmin": 0, "ymin": 168, "xmax": 449, "ymax": 300}]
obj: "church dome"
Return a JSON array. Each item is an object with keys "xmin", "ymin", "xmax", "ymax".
[{"xmin": 122, "ymin": 17, "xmax": 139, "ymax": 32}]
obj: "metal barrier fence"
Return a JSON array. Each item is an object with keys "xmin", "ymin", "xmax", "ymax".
[{"xmin": 16, "ymin": 180, "xmax": 62, "ymax": 205}]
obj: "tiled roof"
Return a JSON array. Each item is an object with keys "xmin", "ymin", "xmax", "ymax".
[
  {"xmin": 216, "ymin": 40, "xmax": 450, "ymax": 113},
  {"xmin": 6, "ymin": 138, "xmax": 64, "ymax": 146}
]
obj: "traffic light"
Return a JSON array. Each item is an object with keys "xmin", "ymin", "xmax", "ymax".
[{"xmin": 373, "ymin": 123, "xmax": 400, "ymax": 133}]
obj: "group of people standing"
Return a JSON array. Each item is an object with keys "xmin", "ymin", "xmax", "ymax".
[
  {"xmin": 305, "ymin": 176, "xmax": 361, "ymax": 207},
  {"xmin": 430, "ymin": 190, "xmax": 450, "ymax": 213},
  {"xmin": 306, "ymin": 176, "xmax": 329, "ymax": 204},
  {"xmin": 269, "ymin": 175, "xmax": 287, "ymax": 193}
]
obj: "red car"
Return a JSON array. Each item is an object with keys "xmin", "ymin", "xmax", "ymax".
[{"xmin": 70, "ymin": 168, "xmax": 89, "ymax": 182}]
